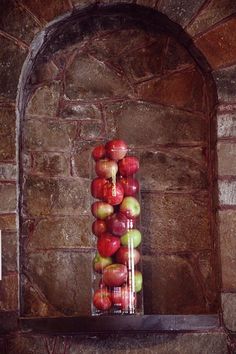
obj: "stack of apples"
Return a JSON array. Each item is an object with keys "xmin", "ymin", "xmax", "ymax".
[{"xmin": 91, "ymin": 139, "xmax": 143, "ymax": 314}]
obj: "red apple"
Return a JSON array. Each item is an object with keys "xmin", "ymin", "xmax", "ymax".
[
  {"xmin": 103, "ymin": 263, "xmax": 127, "ymax": 287},
  {"xmin": 95, "ymin": 158, "xmax": 118, "ymax": 179},
  {"xmin": 97, "ymin": 233, "xmax": 120, "ymax": 257},
  {"xmin": 115, "ymin": 246, "xmax": 140, "ymax": 266},
  {"xmin": 93, "ymin": 288, "xmax": 112, "ymax": 311},
  {"xmin": 92, "ymin": 219, "xmax": 107, "ymax": 237},
  {"xmin": 92, "ymin": 145, "xmax": 106, "ymax": 161},
  {"xmin": 91, "ymin": 177, "xmax": 107, "ymax": 199},
  {"xmin": 118, "ymin": 176, "xmax": 139, "ymax": 196},
  {"xmin": 112, "ymin": 285, "xmax": 136, "ymax": 311},
  {"xmin": 118, "ymin": 156, "xmax": 139, "ymax": 176},
  {"xmin": 120, "ymin": 196, "xmax": 140, "ymax": 218},
  {"xmin": 93, "ymin": 252, "xmax": 113, "ymax": 273},
  {"xmin": 91, "ymin": 201, "xmax": 114, "ymax": 220},
  {"xmin": 106, "ymin": 212, "xmax": 128, "ymax": 236},
  {"xmin": 103, "ymin": 181, "xmax": 124, "ymax": 206},
  {"xmin": 105, "ymin": 139, "xmax": 128, "ymax": 160}
]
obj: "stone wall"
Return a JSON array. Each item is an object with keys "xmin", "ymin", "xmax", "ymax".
[{"xmin": 0, "ymin": 0, "xmax": 236, "ymax": 353}]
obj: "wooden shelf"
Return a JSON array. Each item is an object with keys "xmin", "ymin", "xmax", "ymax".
[{"xmin": 19, "ymin": 314, "xmax": 219, "ymax": 335}]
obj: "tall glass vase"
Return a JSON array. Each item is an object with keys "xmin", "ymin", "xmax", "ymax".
[{"xmin": 90, "ymin": 141, "xmax": 143, "ymax": 315}]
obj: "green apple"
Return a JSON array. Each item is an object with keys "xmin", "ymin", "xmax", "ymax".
[
  {"xmin": 134, "ymin": 270, "xmax": 143, "ymax": 292},
  {"xmin": 120, "ymin": 196, "xmax": 140, "ymax": 218},
  {"xmin": 93, "ymin": 252, "xmax": 113, "ymax": 273},
  {"xmin": 120, "ymin": 229, "xmax": 142, "ymax": 248}
]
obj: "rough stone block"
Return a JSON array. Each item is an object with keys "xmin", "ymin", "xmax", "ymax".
[
  {"xmin": 213, "ymin": 65, "xmax": 236, "ymax": 103},
  {"xmin": 30, "ymin": 60, "xmax": 59, "ymax": 85},
  {"xmin": 105, "ymin": 101, "xmax": 207, "ymax": 147},
  {"xmin": 31, "ymin": 152, "xmax": 70, "ymax": 177},
  {"xmin": 23, "ymin": 251, "xmax": 92, "ymax": 316},
  {"xmin": 0, "ymin": 0, "xmax": 41, "ymax": 44},
  {"xmin": 0, "ymin": 183, "xmax": 16, "ymax": 212},
  {"xmin": 143, "ymin": 254, "xmax": 216, "ymax": 314},
  {"xmin": 163, "ymin": 38, "xmax": 194, "ymax": 73},
  {"xmin": 26, "ymin": 83, "xmax": 60, "ymax": 117},
  {"xmin": 59, "ymin": 102, "xmax": 102, "ymax": 121},
  {"xmin": 219, "ymin": 210, "xmax": 236, "ymax": 290},
  {"xmin": 0, "ymin": 274, "xmax": 18, "ymax": 310},
  {"xmin": 137, "ymin": 68, "xmax": 205, "ymax": 112},
  {"xmin": 158, "ymin": 0, "xmax": 205, "ymax": 27},
  {"xmin": 23, "ymin": 176, "xmax": 89, "ymax": 217},
  {"xmin": 187, "ymin": 0, "xmax": 236, "ymax": 37},
  {"xmin": 0, "ymin": 106, "xmax": 16, "ymax": 161},
  {"xmin": 0, "ymin": 163, "xmax": 16, "ymax": 180},
  {"xmin": 72, "ymin": 141, "xmax": 102, "ymax": 178},
  {"xmin": 21, "ymin": 0, "xmax": 71, "ymax": 22},
  {"xmin": 219, "ymin": 180, "xmax": 236, "ymax": 205},
  {"xmin": 195, "ymin": 17, "xmax": 236, "ymax": 69},
  {"xmin": 64, "ymin": 53, "xmax": 132, "ymax": 100},
  {"xmin": 139, "ymin": 148, "xmax": 208, "ymax": 192},
  {"xmin": 141, "ymin": 193, "xmax": 211, "ymax": 253},
  {"xmin": 80, "ymin": 120, "xmax": 105, "ymax": 140},
  {"xmin": 0, "ymin": 214, "xmax": 16, "ymax": 231},
  {"xmin": 24, "ymin": 119, "xmax": 77, "ymax": 152},
  {"xmin": 26, "ymin": 215, "xmax": 94, "ymax": 251},
  {"xmin": 217, "ymin": 142, "xmax": 236, "ymax": 176},
  {"xmin": 217, "ymin": 110, "xmax": 236, "ymax": 138},
  {"xmin": 222, "ymin": 293, "xmax": 236, "ymax": 331},
  {"xmin": 2, "ymin": 231, "xmax": 17, "ymax": 274},
  {"xmin": 0, "ymin": 37, "xmax": 26, "ymax": 99}
]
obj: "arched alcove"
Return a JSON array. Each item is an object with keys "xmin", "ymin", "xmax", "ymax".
[{"xmin": 17, "ymin": 4, "xmax": 219, "ymax": 319}]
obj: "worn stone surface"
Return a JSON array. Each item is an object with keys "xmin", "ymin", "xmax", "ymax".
[
  {"xmin": 23, "ymin": 177, "xmax": 89, "ymax": 216},
  {"xmin": 0, "ymin": 163, "xmax": 16, "ymax": 180},
  {"xmin": 157, "ymin": 0, "xmax": 205, "ymax": 27},
  {"xmin": 143, "ymin": 254, "xmax": 216, "ymax": 314},
  {"xmin": 80, "ymin": 120, "xmax": 104, "ymax": 140},
  {"xmin": 187, "ymin": 0, "xmax": 236, "ymax": 37},
  {"xmin": 219, "ymin": 210, "xmax": 236, "ymax": 290},
  {"xmin": 217, "ymin": 110, "xmax": 236, "ymax": 138},
  {"xmin": 0, "ymin": 0, "xmax": 41, "ymax": 44},
  {"xmin": 163, "ymin": 38, "xmax": 194, "ymax": 73},
  {"xmin": 26, "ymin": 83, "xmax": 60, "ymax": 117},
  {"xmin": 5, "ymin": 332, "xmax": 228, "ymax": 354},
  {"xmin": 213, "ymin": 64, "xmax": 236, "ymax": 103},
  {"xmin": 88, "ymin": 28, "xmax": 156, "ymax": 62},
  {"xmin": 30, "ymin": 60, "xmax": 59, "ymax": 85},
  {"xmin": 217, "ymin": 142, "xmax": 236, "ymax": 176},
  {"xmin": 0, "ymin": 106, "xmax": 16, "ymax": 161},
  {"xmin": 59, "ymin": 102, "xmax": 102, "ymax": 120},
  {"xmin": 72, "ymin": 141, "xmax": 101, "ymax": 178},
  {"xmin": 105, "ymin": 101, "xmax": 207, "ymax": 146},
  {"xmin": 222, "ymin": 293, "xmax": 236, "ymax": 331},
  {"xmin": 140, "ymin": 148, "xmax": 208, "ymax": 192},
  {"xmin": 0, "ymin": 36, "xmax": 26, "ymax": 99},
  {"xmin": 22, "ymin": 0, "xmax": 71, "ymax": 22},
  {"xmin": 0, "ymin": 274, "xmax": 18, "ymax": 310},
  {"xmin": 118, "ymin": 39, "xmax": 167, "ymax": 82},
  {"xmin": 219, "ymin": 180, "xmax": 236, "ymax": 205},
  {"xmin": 0, "ymin": 214, "xmax": 16, "ymax": 231},
  {"xmin": 137, "ymin": 68, "xmax": 205, "ymax": 112},
  {"xmin": 2, "ymin": 231, "xmax": 17, "ymax": 274},
  {"xmin": 64, "ymin": 53, "xmax": 133, "ymax": 100},
  {"xmin": 141, "ymin": 193, "xmax": 211, "ymax": 253},
  {"xmin": 31, "ymin": 152, "xmax": 70, "ymax": 177},
  {"xmin": 195, "ymin": 17, "xmax": 236, "ymax": 69},
  {"xmin": 0, "ymin": 183, "xmax": 16, "ymax": 212},
  {"xmin": 22, "ymin": 276, "xmax": 63, "ymax": 317},
  {"xmin": 26, "ymin": 215, "xmax": 94, "ymax": 251},
  {"xmin": 23, "ymin": 251, "xmax": 92, "ymax": 316},
  {"xmin": 24, "ymin": 120, "xmax": 76, "ymax": 152}
]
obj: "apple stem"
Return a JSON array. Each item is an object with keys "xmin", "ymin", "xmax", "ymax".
[{"xmin": 111, "ymin": 169, "xmax": 116, "ymax": 196}]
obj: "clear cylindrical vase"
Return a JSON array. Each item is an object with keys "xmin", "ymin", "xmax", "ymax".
[{"xmin": 90, "ymin": 140, "xmax": 143, "ymax": 316}]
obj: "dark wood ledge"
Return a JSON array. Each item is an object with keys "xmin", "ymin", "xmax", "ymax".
[{"xmin": 19, "ymin": 314, "xmax": 220, "ymax": 335}]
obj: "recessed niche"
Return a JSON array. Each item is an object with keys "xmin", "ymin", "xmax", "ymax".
[{"xmin": 17, "ymin": 4, "xmax": 219, "ymax": 321}]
